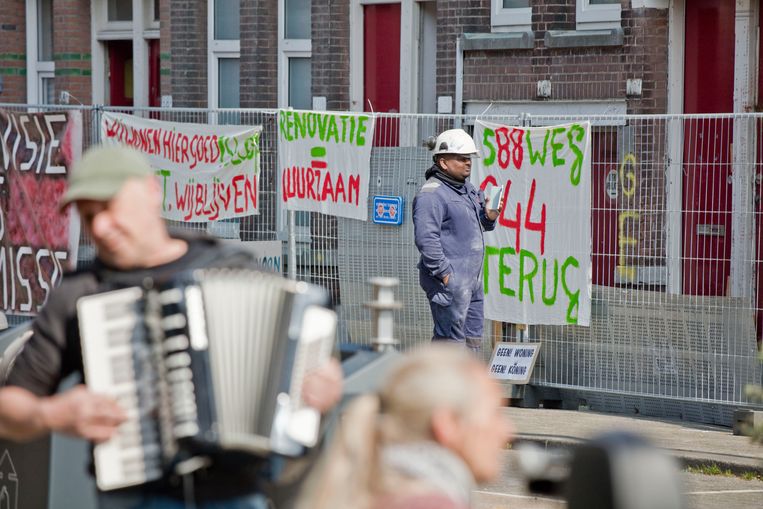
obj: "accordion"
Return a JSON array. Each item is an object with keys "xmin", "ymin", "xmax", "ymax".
[{"xmin": 77, "ymin": 268, "xmax": 337, "ymax": 491}]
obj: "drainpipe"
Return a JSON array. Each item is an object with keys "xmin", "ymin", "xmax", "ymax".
[{"xmin": 455, "ymin": 35, "xmax": 463, "ymax": 128}]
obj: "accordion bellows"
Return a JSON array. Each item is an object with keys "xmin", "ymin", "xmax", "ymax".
[{"xmin": 77, "ymin": 268, "xmax": 336, "ymax": 491}]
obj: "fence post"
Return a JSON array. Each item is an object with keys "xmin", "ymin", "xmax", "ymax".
[
  {"xmin": 288, "ymin": 210, "xmax": 296, "ymax": 280},
  {"xmin": 665, "ymin": 115, "xmax": 683, "ymax": 295},
  {"xmin": 92, "ymin": 104, "xmax": 104, "ymax": 146}
]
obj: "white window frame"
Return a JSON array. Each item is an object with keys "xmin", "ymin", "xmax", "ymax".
[
  {"xmin": 349, "ymin": 0, "xmax": 437, "ymax": 145},
  {"xmin": 144, "ymin": 0, "xmax": 160, "ymax": 39},
  {"xmin": 490, "ymin": 1, "xmax": 531, "ymax": 33},
  {"xmin": 207, "ymin": 0, "xmax": 241, "ymax": 111},
  {"xmin": 91, "ymin": 0, "xmax": 151, "ymax": 107},
  {"xmin": 38, "ymin": 70, "xmax": 55, "ymax": 104},
  {"xmin": 576, "ymin": 0, "xmax": 621, "ymax": 30},
  {"xmin": 26, "ymin": 0, "xmax": 56, "ymax": 105},
  {"xmin": 349, "ymin": 0, "xmax": 430, "ymax": 116},
  {"xmin": 278, "ymin": 0, "xmax": 312, "ymax": 108}
]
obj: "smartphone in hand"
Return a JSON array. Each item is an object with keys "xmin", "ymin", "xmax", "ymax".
[{"xmin": 487, "ymin": 184, "xmax": 504, "ymax": 211}]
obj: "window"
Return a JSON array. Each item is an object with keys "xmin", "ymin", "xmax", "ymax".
[
  {"xmin": 108, "ymin": 0, "xmax": 132, "ymax": 22},
  {"xmin": 208, "ymin": 0, "xmax": 241, "ymax": 111},
  {"xmin": 576, "ymin": 0, "xmax": 621, "ymax": 30},
  {"xmin": 37, "ymin": 0, "xmax": 53, "ymax": 61},
  {"xmin": 288, "ymin": 57, "xmax": 311, "ymax": 109},
  {"xmin": 26, "ymin": 0, "xmax": 55, "ymax": 104},
  {"xmin": 215, "ymin": 0, "xmax": 240, "ymax": 40},
  {"xmin": 491, "ymin": 0, "xmax": 531, "ymax": 32},
  {"xmin": 218, "ymin": 58, "xmax": 240, "ymax": 108},
  {"xmin": 286, "ymin": 0, "xmax": 310, "ymax": 40},
  {"xmin": 40, "ymin": 75, "xmax": 55, "ymax": 104},
  {"xmin": 279, "ymin": 0, "xmax": 312, "ymax": 108}
]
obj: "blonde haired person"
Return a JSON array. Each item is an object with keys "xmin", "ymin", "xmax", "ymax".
[{"xmin": 296, "ymin": 344, "xmax": 513, "ymax": 509}]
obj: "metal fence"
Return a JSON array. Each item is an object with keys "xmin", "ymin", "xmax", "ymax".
[{"xmin": 2, "ymin": 103, "xmax": 762, "ymax": 424}]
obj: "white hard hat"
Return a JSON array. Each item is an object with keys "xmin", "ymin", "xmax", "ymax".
[{"xmin": 431, "ymin": 129, "xmax": 478, "ymax": 156}]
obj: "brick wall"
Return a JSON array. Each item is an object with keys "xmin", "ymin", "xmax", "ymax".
[
  {"xmin": 240, "ymin": 0, "xmax": 278, "ymax": 108},
  {"xmin": 54, "ymin": 0, "xmax": 92, "ymax": 104},
  {"xmin": 170, "ymin": 0, "xmax": 207, "ymax": 107},
  {"xmin": 435, "ymin": 0, "xmax": 490, "ymax": 103},
  {"xmin": 440, "ymin": 1, "xmax": 669, "ymax": 276},
  {"xmin": 0, "ymin": 0, "xmax": 27, "ymax": 103},
  {"xmin": 457, "ymin": 1, "xmax": 668, "ymax": 114},
  {"xmin": 624, "ymin": 6, "xmax": 668, "ymax": 115},
  {"xmin": 312, "ymin": 0, "xmax": 350, "ymax": 110}
]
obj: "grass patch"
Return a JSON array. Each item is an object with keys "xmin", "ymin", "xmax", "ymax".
[{"xmin": 685, "ymin": 464, "xmax": 763, "ymax": 482}]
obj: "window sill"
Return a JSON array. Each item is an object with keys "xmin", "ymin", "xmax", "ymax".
[
  {"xmin": 461, "ymin": 31, "xmax": 534, "ymax": 51},
  {"xmin": 544, "ymin": 28, "xmax": 623, "ymax": 49}
]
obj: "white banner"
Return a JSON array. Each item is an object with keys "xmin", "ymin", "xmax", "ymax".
[
  {"xmin": 278, "ymin": 110, "xmax": 374, "ymax": 221},
  {"xmin": 100, "ymin": 112, "xmax": 262, "ymax": 222},
  {"xmin": 473, "ymin": 120, "xmax": 592, "ymax": 326}
]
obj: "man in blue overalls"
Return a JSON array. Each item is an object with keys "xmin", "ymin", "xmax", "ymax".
[{"xmin": 413, "ymin": 129, "xmax": 502, "ymax": 353}]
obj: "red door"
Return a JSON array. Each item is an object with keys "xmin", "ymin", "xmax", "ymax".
[
  {"xmin": 363, "ymin": 3, "xmax": 400, "ymax": 147},
  {"xmin": 591, "ymin": 130, "xmax": 619, "ymax": 286},
  {"xmin": 148, "ymin": 39, "xmax": 161, "ymax": 108},
  {"xmin": 108, "ymin": 40, "xmax": 133, "ymax": 107},
  {"xmin": 682, "ymin": 0, "xmax": 734, "ymax": 295}
]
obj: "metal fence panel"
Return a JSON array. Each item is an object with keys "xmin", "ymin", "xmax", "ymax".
[{"xmin": 1, "ymin": 104, "xmax": 761, "ymax": 414}]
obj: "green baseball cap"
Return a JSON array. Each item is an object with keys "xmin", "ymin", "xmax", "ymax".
[{"xmin": 60, "ymin": 145, "xmax": 153, "ymax": 208}]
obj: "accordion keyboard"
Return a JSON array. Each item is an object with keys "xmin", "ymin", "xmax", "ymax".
[{"xmin": 78, "ymin": 286, "xmax": 164, "ymax": 491}]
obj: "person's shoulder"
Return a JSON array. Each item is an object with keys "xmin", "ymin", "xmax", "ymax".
[
  {"xmin": 418, "ymin": 177, "xmax": 443, "ymax": 194},
  {"xmin": 173, "ymin": 229, "xmax": 260, "ymax": 270}
]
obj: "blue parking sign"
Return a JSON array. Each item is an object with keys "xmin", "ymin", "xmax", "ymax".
[{"xmin": 372, "ymin": 195, "xmax": 404, "ymax": 225}]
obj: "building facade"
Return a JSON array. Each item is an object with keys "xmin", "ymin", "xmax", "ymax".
[
  {"xmin": 2, "ymin": 0, "xmax": 763, "ymax": 306},
  {"xmin": 0, "ymin": 1, "xmax": 673, "ymax": 112}
]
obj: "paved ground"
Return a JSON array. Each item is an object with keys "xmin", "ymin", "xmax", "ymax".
[
  {"xmin": 505, "ymin": 407, "xmax": 763, "ymax": 474},
  {"xmin": 469, "ymin": 407, "xmax": 763, "ymax": 509}
]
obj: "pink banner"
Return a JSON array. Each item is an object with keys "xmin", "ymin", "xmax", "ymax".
[{"xmin": 0, "ymin": 109, "xmax": 81, "ymax": 315}]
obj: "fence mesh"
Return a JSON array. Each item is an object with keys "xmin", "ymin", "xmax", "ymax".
[{"xmin": 2, "ymin": 103, "xmax": 761, "ymax": 411}]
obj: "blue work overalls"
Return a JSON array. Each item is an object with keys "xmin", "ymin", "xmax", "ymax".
[{"xmin": 412, "ymin": 166, "xmax": 496, "ymax": 351}]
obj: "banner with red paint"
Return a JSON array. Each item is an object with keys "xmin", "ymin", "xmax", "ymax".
[
  {"xmin": 278, "ymin": 110, "xmax": 374, "ymax": 221},
  {"xmin": 101, "ymin": 112, "xmax": 262, "ymax": 222},
  {"xmin": 0, "ymin": 109, "xmax": 82, "ymax": 315},
  {"xmin": 473, "ymin": 120, "xmax": 592, "ymax": 326}
]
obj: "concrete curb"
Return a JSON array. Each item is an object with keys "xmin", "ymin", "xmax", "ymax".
[{"xmin": 513, "ymin": 435, "xmax": 763, "ymax": 478}]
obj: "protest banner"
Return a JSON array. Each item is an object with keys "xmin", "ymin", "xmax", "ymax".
[
  {"xmin": 101, "ymin": 112, "xmax": 262, "ymax": 222},
  {"xmin": 473, "ymin": 120, "xmax": 592, "ymax": 326},
  {"xmin": 278, "ymin": 110, "xmax": 374, "ymax": 221},
  {"xmin": 0, "ymin": 109, "xmax": 82, "ymax": 314}
]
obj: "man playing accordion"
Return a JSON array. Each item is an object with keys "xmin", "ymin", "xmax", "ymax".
[{"xmin": 0, "ymin": 145, "xmax": 343, "ymax": 509}]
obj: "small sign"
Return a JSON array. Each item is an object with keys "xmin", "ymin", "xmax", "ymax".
[
  {"xmin": 696, "ymin": 224, "xmax": 726, "ymax": 237},
  {"xmin": 488, "ymin": 342, "xmax": 541, "ymax": 384},
  {"xmin": 372, "ymin": 195, "xmax": 404, "ymax": 225},
  {"xmin": 605, "ymin": 170, "xmax": 618, "ymax": 200},
  {"xmin": 235, "ymin": 240, "xmax": 283, "ymax": 274}
]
